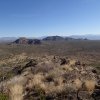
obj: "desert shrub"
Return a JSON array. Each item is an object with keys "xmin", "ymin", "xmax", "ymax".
[
  {"xmin": 36, "ymin": 88, "xmax": 46, "ymax": 100},
  {"xmin": 60, "ymin": 58, "xmax": 69, "ymax": 65},
  {"xmin": 62, "ymin": 72, "xmax": 76, "ymax": 80},
  {"xmin": 5, "ymin": 72, "xmax": 15, "ymax": 80},
  {"xmin": 35, "ymin": 63, "xmax": 54, "ymax": 73},
  {"xmin": 0, "ymin": 93, "xmax": 9, "ymax": 100},
  {"xmin": 0, "ymin": 71, "xmax": 15, "ymax": 82}
]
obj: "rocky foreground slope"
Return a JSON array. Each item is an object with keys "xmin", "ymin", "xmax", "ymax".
[{"xmin": 0, "ymin": 56, "xmax": 100, "ymax": 100}]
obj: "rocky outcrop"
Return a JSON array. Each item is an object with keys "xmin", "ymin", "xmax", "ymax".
[
  {"xmin": 13, "ymin": 37, "xmax": 41, "ymax": 45},
  {"xmin": 28, "ymin": 39, "xmax": 41, "ymax": 44},
  {"xmin": 14, "ymin": 37, "xmax": 28, "ymax": 44}
]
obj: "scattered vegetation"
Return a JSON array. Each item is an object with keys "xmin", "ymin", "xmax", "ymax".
[{"xmin": 0, "ymin": 40, "xmax": 100, "ymax": 100}]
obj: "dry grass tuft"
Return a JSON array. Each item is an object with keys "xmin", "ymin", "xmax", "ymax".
[
  {"xmin": 69, "ymin": 59, "xmax": 76, "ymax": 66},
  {"xmin": 26, "ymin": 73, "xmax": 45, "ymax": 89},
  {"xmin": 9, "ymin": 83, "xmax": 24, "ymax": 100},
  {"xmin": 84, "ymin": 80, "xmax": 96, "ymax": 94},
  {"xmin": 74, "ymin": 79, "xmax": 82, "ymax": 90}
]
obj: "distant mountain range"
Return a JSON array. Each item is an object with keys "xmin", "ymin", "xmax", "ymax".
[
  {"xmin": 42, "ymin": 36, "xmax": 82, "ymax": 41},
  {"xmin": 0, "ymin": 37, "xmax": 18, "ymax": 43},
  {"xmin": 0, "ymin": 34, "xmax": 100, "ymax": 43},
  {"xmin": 39, "ymin": 34, "xmax": 100, "ymax": 40},
  {"xmin": 70, "ymin": 34, "xmax": 100, "ymax": 40}
]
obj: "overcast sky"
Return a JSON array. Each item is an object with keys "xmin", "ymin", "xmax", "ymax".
[{"xmin": 0, "ymin": 0, "xmax": 100, "ymax": 37}]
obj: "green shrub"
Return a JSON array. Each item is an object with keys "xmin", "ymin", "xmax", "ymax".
[{"xmin": 0, "ymin": 93, "xmax": 9, "ymax": 100}]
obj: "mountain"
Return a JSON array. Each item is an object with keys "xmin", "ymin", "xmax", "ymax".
[
  {"xmin": 0, "ymin": 37, "xmax": 18, "ymax": 43},
  {"xmin": 13, "ymin": 37, "xmax": 41, "ymax": 45},
  {"xmin": 42, "ymin": 36, "xmax": 86, "ymax": 41},
  {"xmin": 65, "ymin": 37, "xmax": 75, "ymax": 40},
  {"xmin": 70, "ymin": 34, "xmax": 100, "ymax": 40},
  {"xmin": 43, "ymin": 36, "xmax": 65, "ymax": 41}
]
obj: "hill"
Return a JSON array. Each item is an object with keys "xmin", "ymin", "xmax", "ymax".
[
  {"xmin": 43, "ymin": 36, "xmax": 65, "ymax": 41},
  {"xmin": 43, "ymin": 36, "xmax": 87, "ymax": 41},
  {"xmin": 13, "ymin": 37, "xmax": 41, "ymax": 45}
]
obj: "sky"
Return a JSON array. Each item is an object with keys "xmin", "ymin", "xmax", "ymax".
[{"xmin": 0, "ymin": 0, "xmax": 100, "ymax": 37}]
